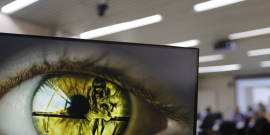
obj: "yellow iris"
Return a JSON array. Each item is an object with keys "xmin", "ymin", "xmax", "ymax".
[{"xmin": 32, "ymin": 73, "xmax": 131, "ymax": 135}]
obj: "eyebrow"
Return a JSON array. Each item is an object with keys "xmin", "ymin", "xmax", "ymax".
[{"xmin": 0, "ymin": 54, "xmax": 192, "ymax": 126}]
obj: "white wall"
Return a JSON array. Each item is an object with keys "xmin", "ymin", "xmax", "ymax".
[
  {"xmin": 198, "ymin": 74, "xmax": 236, "ymax": 120},
  {"xmin": 0, "ymin": 12, "xmax": 52, "ymax": 36},
  {"xmin": 0, "ymin": 12, "xmax": 73, "ymax": 37}
]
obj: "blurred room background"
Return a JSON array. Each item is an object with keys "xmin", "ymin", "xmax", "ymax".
[{"xmin": 1, "ymin": 0, "xmax": 270, "ymax": 135}]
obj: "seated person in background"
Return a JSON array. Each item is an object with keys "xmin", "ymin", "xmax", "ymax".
[
  {"xmin": 246, "ymin": 106, "xmax": 255, "ymax": 118},
  {"xmin": 248, "ymin": 103, "xmax": 268, "ymax": 127},
  {"xmin": 259, "ymin": 103, "xmax": 266, "ymax": 112},
  {"xmin": 243, "ymin": 106, "xmax": 270, "ymax": 135},
  {"xmin": 232, "ymin": 106, "xmax": 245, "ymax": 122},
  {"xmin": 251, "ymin": 110, "xmax": 270, "ymax": 135},
  {"xmin": 198, "ymin": 107, "xmax": 214, "ymax": 131},
  {"xmin": 199, "ymin": 107, "xmax": 211, "ymax": 122}
]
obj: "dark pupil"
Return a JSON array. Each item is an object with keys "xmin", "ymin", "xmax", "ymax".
[{"xmin": 67, "ymin": 95, "xmax": 90, "ymax": 117}]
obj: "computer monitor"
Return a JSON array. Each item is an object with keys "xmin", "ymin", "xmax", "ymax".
[{"xmin": 0, "ymin": 33, "xmax": 198, "ymax": 135}]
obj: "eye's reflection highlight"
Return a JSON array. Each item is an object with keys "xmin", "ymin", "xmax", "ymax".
[{"xmin": 32, "ymin": 73, "xmax": 131, "ymax": 135}]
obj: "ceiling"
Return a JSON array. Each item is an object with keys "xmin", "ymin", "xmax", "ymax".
[{"xmin": 1, "ymin": 0, "xmax": 270, "ymax": 75}]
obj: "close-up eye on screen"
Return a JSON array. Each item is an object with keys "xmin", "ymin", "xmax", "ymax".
[{"xmin": 0, "ymin": 33, "xmax": 198, "ymax": 135}]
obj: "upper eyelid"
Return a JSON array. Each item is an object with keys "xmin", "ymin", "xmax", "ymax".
[{"xmin": 0, "ymin": 57, "xmax": 128, "ymax": 95}]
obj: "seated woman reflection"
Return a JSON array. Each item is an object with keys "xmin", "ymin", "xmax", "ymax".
[{"xmin": 86, "ymin": 77, "xmax": 118, "ymax": 135}]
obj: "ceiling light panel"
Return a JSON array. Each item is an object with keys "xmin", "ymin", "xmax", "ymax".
[
  {"xmin": 199, "ymin": 64, "xmax": 241, "ymax": 73},
  {"xmin": 194, "ymin": 0, "xmax": 245, "ymax": 12},
  {"xmin": 247, "ymin": 48, "xmax": 270, "ymax": 56},
  {"xmin": 166, "ymin": 39, "xmax": 200, "ymax": 47},
  {"xmin": 228, "ymin": 27, "xmax": 270, "ymax": 40},
  {"xmin": 260, "ymin": 61, "xmax": 270, "ymax": 67},
  {"xmin": 80, "ymin": 14, "xmax": 162, "ymax": 39},
  {"xmin": 199, "ymin": 54, "xmax": 224, "ymax": 63},
  {"xmin": 1, "ymin": 0, "xmax": 39, "ymax": 14}
]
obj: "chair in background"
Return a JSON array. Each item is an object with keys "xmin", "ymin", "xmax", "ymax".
[
  {"xmin": 218, "ymin": 121, "xmax": 237, "ymax": 135},
  {"xmin": 252, "ymin": 117, "xmax": 270, "ymax": 135},
  {"xmin": 200, "ymin": 114, "xmax": 217, "ymax": 131}
]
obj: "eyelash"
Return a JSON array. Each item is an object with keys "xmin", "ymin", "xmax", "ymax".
[{"xmin": 0, "ymin": 57, "xmax": 189, "ymax": 125}]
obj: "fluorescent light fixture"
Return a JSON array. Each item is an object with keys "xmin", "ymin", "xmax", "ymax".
[
  {"xmin": 80, "ymin": 14, "xmax": 162, "ymax": 39},
  {"xmin": 194, "ymin": 0, "xmax": 245, "ymax": 12},
  {"xmin": 229, "ymin": 27, "xmax": 270, "ymax": 40},
  {"xmin": 260, "ymin": 61, "xmax": 270, "ymax": 67},
  {"xmin": 247, "ymin": 48, "xmax": 270, "ymax": 56},
  {"xmin": 199, "ymin": 64, "xmax": 241, "ymax": 73},
  {"xmin": 1, "ymin": 0, "xmax": 38, "ymax": 14},
  {"xmin": 199, "ymin": 54, "xmax": 224, "ymax": 63},
  {"xmin": 166, "ymin": 39, "xmax": 200, "ymax": 47}
]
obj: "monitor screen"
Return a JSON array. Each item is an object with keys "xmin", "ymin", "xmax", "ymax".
[{"xmin": 0, "ymin": 33, "xmax": 198, "ymax": 135}]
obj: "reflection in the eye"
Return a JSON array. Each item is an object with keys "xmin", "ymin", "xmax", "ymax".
[{"xmin": 32, "ymin": 73, "xmax": 131, "ymax": 135}]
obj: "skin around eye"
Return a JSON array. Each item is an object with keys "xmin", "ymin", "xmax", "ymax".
[{"xmin": 0, "ymin": 38, "xmax": 197, "ymax": 134}]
